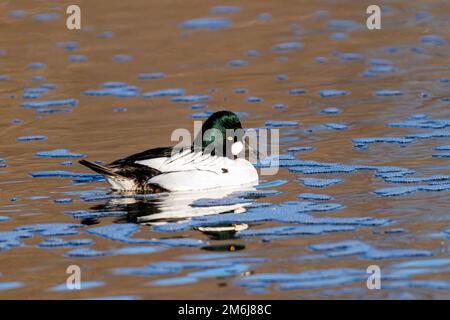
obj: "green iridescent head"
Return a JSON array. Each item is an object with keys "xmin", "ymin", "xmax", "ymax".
[{"xmin": 194, "ymin": 111, "xmax": 244, "ymax": 157}]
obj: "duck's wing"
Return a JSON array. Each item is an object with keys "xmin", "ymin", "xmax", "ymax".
[
  {"xmin": 140, "ymin": 149, "xmax": 228, "ymax": 175},
  {"xmin": 109, "ymin": 146, "xmax": 175, "ymax": 166}
]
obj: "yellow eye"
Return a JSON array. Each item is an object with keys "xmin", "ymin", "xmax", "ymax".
[{"xmin": 227, "ymin": 136, "xmax": 233, "ymax": 141}]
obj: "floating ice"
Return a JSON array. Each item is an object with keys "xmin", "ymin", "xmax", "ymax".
[
  {"xmin": 8, "ymin": 10, "xmax": 27, "ymax": 18},
  {"xmin": 352, "ymin": 137, "xmax": 413, "ymax": 149},
  {"xmin": 172, "ymin": 95, "xmax": 210, "ymax": 103},
  {"xmin": 327, "ymin": 20, "xmax": 360, "ymax": 30},
  {"xmin": 435, "ymin": 145, "xmax": 450, "ymax": 150},
  {"xmin": 368, "ymin": 58, "xmax": 393, "ymax": 65},
  {"xmin": 309, "ymin": 240, "xmax": 432, "ymax": 260},
  {"xmin": 330, "ymin": 33, "xmax": 348, "ymax": 41},
  {"xmin": 209, "ymin": 6, "xmax": 240, "ymax": 14},
  {"xmin": 299, "ymin": 178, "xmax": 343, "ymax": 188},
  {"xmin": 288, "ymin": 88, "xmax": 305, "ymax": 95},
  {"xmin": 32, "ymin": 75, "xmax": 45, "ymax": 82},
  {"xmin": 234, "ymin": 88, "xmax": 247, "ymax": 94},
  {"xmin": 27, "ymin": 62, "xmax": 46, "ymax": 69},
  {"xmin": 98, "ymin": 31, "xmax": 114, "ymax": 38},
  {"xmin": 20, "ymin": 99, "xmax": 78, "ymax": 108},
  {"xmin": 265, "ymin": 120, "xmax": 298, "ymax": 128},
  {"xmin": 143, "ymin": 88, "xmax": 184, "ymax": 98},
  {"xmin": 16, "ymin": 223, "xmax": 83, "ymax": 237},
  {"xmin": 30, "ymin": 171, "xmax": 102, "ymax": 182},
  {"xmin": 54, "ymin": 198, "xmax": 73, "ymax": 203},
  {"xmin": 150, "ymin": 276, "xmax": 197, "ymax": 286},
  {"xmin": 298, "ymin": 193, "xmax": 333, "ymax": 201},
  {"xmin": 228, "ymin": 60, "xmax": 248, "ymax": 67},
  {"xmin": 421, "ymin": 35, "xmax": 446, "ymax": 46},
  {"xmin": 239, "ymin": 225, "xmax": 354, "ymax": 237},
  {"xmin": 16, "ymin": 136, "xmax": 48, "ymax": 142},
  {"xmin": 246, "ymin": 50, "xmax": 260, "ymax": 57},
  {"xmin": 191, "ymin": 111, "xmax": 213, "ymax": 119},
  {"xmin": 35, "ymin": 108, "xmax": 72, "ymax": 114},
  {"xmin": 38, "ymin": 238, "xmax": 94, "ymax": 248},
  {"xmin": 0, "ymin": 282, "xmax": 23, "ymax": 291},
  {"xmin": 244, "ymin": 96, "xmax": 262, "ymax": 103},
  {"xmin": 237, "ymin": 268, "xmax": 367, "ymax": 291},
  {"xmin": 180, "ymin": 18, "xmax": 232, "ymax": 30},
  {"xmin": 65, "ymin": 210, "xmax": 128, "ymax": 219},
  {"xmin": 257, "ymin": 13, "xmax": 272, "ymax": 21},
  {"xmin": 374, "ymin": 184, "xmax": 450, "ymax": 197},
  {"xmin": 191, "ymin": 197, "xmax": 252, "ymax": 207},
  {"xmin": 272, "ymin": 42, "xmax": 303, "ymax": 52},
  {"xmin": 87, "ymin": 223, "xmax": 205, "ymax": 247},
  {"xmin": 138, "ymin": 73, "xmax": 165, "ymax": 80},
  {"xmin": 190, "ymin": 104, "xmax": 207, "ymax": 110},
  {"xmin": 363, "ymin": 66, "xmax": 399, "ymax": 76},
  {"xmin": 323, "ymin": 123, "xmax": 349, "ymax": 130},
  {"xmin": 287, "ymin": 146, "xmax": 315, "ymax": 153},
  {"xmin": 374, "ymin": 89, "xmax": 404, "ymax": 97},
  {"xmin": 318, "ymin": 90, "xmax": 349, "ymax": 98},
  {"xmin": 54, "ymin": 41, "xmax": 79, "ymax": 51},
  {"xmin": 113, "ymin": 54, "xmax": 132, "ymax": 62},
  {"xmin": 275, "ymin": 74, "xmax": 288, "ymax": 81},
  {"xmin": 335, "ymin": 52, "xmax": 363, "ymax": 61},
  {"xmin": 257, "ymin": 180, "xmax": 288, "ymax": 188},
  {"xmin": 388, "ymin": 119, "xmax": 450, "ymax": 129},
  {"xmin": 33, "ymin": 13, "xmax": 60, "ymax": 22},
  {"xmin": 35, "ymin": 149, "xmax": 85, "ymax": 158},
  {"xmin": 320, "ymin": 107, "xmax": 341, "ymax": 114},
  {"xmin": 85, "ymin": 83, "xmax": 139, "ymax": 97},
  {"xmin": 231, "ymin": 190, "xmax": 281, "ymax": 198},
  {"xmin": 49, "ymin": 281, "xmax": 104, "ymax": 291},
  {"xmin": 69, "ymin": 55, "xmax": 87, "ymax": 62}
]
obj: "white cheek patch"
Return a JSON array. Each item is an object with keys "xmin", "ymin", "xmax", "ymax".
[{"xmin": 231, "ymin": 141, "xmax": 244, "ymax": 155}]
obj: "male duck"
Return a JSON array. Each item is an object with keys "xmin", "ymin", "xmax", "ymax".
[{"xmin": 79, "ymin": 111, "xmax": 258, "ymax": 192}]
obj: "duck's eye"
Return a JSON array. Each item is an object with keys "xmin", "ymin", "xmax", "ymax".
[{"xmin": 227, "ymin": 136, "xmax": 234, "ymax": 141}]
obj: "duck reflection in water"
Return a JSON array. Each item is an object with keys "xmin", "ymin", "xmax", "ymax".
[{"xmin": 85, "ymin": 185, "xmax": 257, "ymax": 241}]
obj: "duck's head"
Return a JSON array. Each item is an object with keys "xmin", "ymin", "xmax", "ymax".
[{"xmin": 195, "ymin": 110, "xmax": 245, "ymax": 158}]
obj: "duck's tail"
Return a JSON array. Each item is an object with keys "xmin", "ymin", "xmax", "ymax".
[
  {"xmin": 79, "ymin": 160, "xmax": 162, "ymax": 192},
  {"xmin": 79, "ymin": 160, "xmax": 116, "ymax": 177}
]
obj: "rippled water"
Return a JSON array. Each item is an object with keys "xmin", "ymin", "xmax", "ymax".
[{"xmin": 1, "ymin": 0, "xmax": 450, "ymax": 299}]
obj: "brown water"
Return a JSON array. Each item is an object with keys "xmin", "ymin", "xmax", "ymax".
[{"xmin": 1, "ymin": 0, "xmax": 450, "ymax": 299}]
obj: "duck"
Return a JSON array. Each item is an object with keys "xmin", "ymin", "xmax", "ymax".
[{"xmin": 79, "ymin": 110, "xmax": 259, "ymax": 192}]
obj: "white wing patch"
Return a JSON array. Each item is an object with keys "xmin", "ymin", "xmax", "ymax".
[
  {"xmin": 137, "ymin": 150, "xmax": 228, "ymax": 175},
  {"xmin": 135, "ymin": 149, "xmax": 259, "ymax": 191}
]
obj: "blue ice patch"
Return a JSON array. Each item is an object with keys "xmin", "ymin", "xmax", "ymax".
[
  {"xmin": 143, "ymin": 88, "xmax": 185, "ymax": 98},
  {"xmin": 16, "ymin": 135, "xmax": 48, "ymax": 142},
  {"xmin": 298, "ymin": 178, "xmax": 343, "ymax": 188},
  {"xmin": 272, "ymin": 42, "xmax": 303, "ymax": 52},
  {"xmin": 318, "ymin": 90, "xmax": 349, "ymax": 98},
  {"xmin": 138, "ymin": 73, "xmax": 165, "ymax": 80},
  {"xmin": 69, "ymin": 55, "xmax": 87, "ymax": 62},
  {"xmin": 208, "ymin": 6, "xmax": 240, "ymax": 14},
  {"xmin": 35, "ymin": 149, "xmax": 85, "ymax": 158},
  {"xmin": 33, "ymin": 13, "xmax": 60, "ymax": 22},
  {"xmin": 49, "ymin": 281, "xmax": 104, "ymax": 292},
  {"xmin": 180, "ymin": 18, "xmax": 233, "ymax": 30},
  {"xmin": 265, "ymin": 120, "xmax": 299, "ymax": 128},
  {"xmin": 54, "ymin": 41, "xmax": 79, "ymax": 51},
  {"xmin": 20, "ymin": 99, "xmax": 78, "ymax": 108}
]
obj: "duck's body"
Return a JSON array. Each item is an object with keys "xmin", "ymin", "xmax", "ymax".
[{"xmin": 79, "ymin": 111, "xmax": 259, "ymax": 192}]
